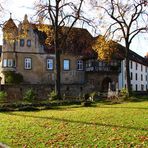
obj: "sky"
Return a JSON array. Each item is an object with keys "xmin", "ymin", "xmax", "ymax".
[{"xmin": 0, "ymin": 0, "xmax": 148, "ymax": 57}]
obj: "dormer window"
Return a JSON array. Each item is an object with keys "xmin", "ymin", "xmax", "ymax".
[
  {"xmin": 20, "ymin": 39, "xmax": 24, "ymax": 47},
  {"xmin": 27, "ymin": 40, "xmax": 31, "ymax": 47}
]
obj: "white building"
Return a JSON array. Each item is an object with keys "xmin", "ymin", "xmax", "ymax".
[{"xmin": 119, "ymin": 50, "xmax": 148, "ymax": 91}]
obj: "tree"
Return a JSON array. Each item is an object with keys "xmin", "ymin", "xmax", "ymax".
[
  {"xmin": 93, "ymin": 35, "xmax": 118, "ymax": 62},
  {"xmin": 92, "ymin": 0, "xmax": 148, "ymax": 96},
  {"xmin": 34, "ymin": 0, "xmax": 92, "ymax": 99}
]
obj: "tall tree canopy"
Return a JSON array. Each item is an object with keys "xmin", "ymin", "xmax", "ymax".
[{"xmin": 92, "ymin": 0, "xmax": 148, "ymax": 96}]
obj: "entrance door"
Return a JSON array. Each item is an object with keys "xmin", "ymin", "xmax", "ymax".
[{"xmin": 101, "ymin": 77, "xmax": 112, "ymax": 92}]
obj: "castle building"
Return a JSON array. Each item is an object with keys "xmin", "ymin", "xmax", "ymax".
[{"xmin": 0, "ymin": 14, "xmax": 147, "ymax": 93}]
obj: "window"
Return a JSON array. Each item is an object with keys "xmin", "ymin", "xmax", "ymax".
[
  {"xmin": 77, "ymin": 60, "xmax": 83, "ymax": 70},
  {"xmin": 130, "ymin": 61, "xmax": 132, "ymax": 69},
  {"xmin": 27, "ymin": 40, "xmax": 31, "ymax": 47},
  {"xmin": 141, "ymin": 65, "xmax": 143, "ymax": 71},
  {"xmin": 7, "ymin": 59, "xmax": 13, "ymax": 67},
  {"xmin": 3, "ymin": 59, "xmax": 7, "ymax": 67},
  {"xmin": 130, "ymin": 72, "xmax": 133, "ymax": 80},
  {"xmin": 146, "ymin": 75, "xmax": 147, "ymax": 81},
  {"xmin": 63, "ymin": 59, "xmax": 70, "ymax": 70},
  {"xmin": 136, "ymin": 84, "xmax": 138, "ymax": 91},
  {"xmin": 20, "ymin": 39, "xmax": 25, "ymax": 47},
  {"xmin": 141, "ymin": 84, "xmax": 144, "ymax": 91},
  {"xmin": 145, "ymin": 67, "xmax": 147, "ymax": 73},
  {"xmin": 135, "ymin": 73, "xmax": 137, "ymax": 80},
  {"xmin": 3, "ymin": 59, "xmax": 15, "ymax": 67},
  {"xmin": 47, "ymin": 59, "xmax": 53, "ymax": 70},
  {"xmin": 24, "ymin": 58, "xmax": 32, "ymax": 69},
  {"xmin": 141, "ymin": 74, "xmax": 143, "ymax": 81},
  {"xmin": 136, "ymin": 63, "xmax": 138, "ymax": 70}
]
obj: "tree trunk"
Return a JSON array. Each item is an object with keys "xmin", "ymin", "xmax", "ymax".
[
  {"xmin": 55, "ymin": 48, "xmax": 61, "ymax": 99},
  {"xmin": 54, "ymin": 3, "xmax": 61, "ymax": 100},
  {"xmin": 125, "ymin": 44, "xmax": 132, "ymax": 97}
]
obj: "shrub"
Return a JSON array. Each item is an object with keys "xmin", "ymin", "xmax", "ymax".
[
  {"xmin": 89, "ymin": 92, "xmax": 97, "ymax": 101},
  {"xmin": 0, "ymin": 107, "xmax": 12, "ymax": 112},
  {"xmin": 84, "ymin": 93, "xmax": 90, "ymax": 101},
  {"xmin": 18, "ymin": 106, "xmax": 39, "ymax": 111},
  {"xmin": 0, "ymin": 91, "xmax": 7, "ymax": 102},
  {"xmin": 120, "ymin": 88, "xmax": 128, "ymax": 100},
  {"xmin": 48, "ymin": 90, "xmax": 58, "ymax": 100},
  {"xmin": 23, "ymin": 88, "xmax": 36, "ymax": 102},
  {"xmin": 4, "ymin": 71, "xmax": 23, "ymax": 84}
]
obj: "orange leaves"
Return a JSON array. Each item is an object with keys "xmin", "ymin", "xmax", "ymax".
[
  {"xmin": 36, "ymin": 24, "xmax": 54, "ymax": 45},
  {"xmin": 93, "ymin": 35, "xmax": 118, "ymax": 61}
]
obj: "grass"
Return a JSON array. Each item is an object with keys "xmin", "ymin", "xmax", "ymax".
[{"xmin": 0, "ymin": 101, "xmax": 148, "ymax": 147}]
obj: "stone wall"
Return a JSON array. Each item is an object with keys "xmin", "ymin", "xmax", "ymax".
[{"xmin": 0, "ymin": 83, "xmax": 96, "ymax": 102}]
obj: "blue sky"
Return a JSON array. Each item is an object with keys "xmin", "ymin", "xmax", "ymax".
[{"xmin": 1, "ymin": 0, "xmax": 148, "ymax": 57}]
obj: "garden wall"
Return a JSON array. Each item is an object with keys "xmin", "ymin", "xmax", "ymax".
[{"xmin": 0, "ymin": 83, "xmax": 96, "ymax": 102}]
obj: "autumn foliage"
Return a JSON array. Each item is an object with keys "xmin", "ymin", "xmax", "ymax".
[{"xmin": 93, "ymin": 35, "xmax": 117, "ymax": 61}]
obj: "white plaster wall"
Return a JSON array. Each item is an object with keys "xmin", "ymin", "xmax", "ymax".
[{"xmin": 118, "ymin": 59, "xmax": 148, "ymax": 91}]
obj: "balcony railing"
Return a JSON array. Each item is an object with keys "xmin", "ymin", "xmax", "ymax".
[
  {"xmin": 85, "ymin": 66, "xmax": 121, "ymax": 72},
  {"xmin": 1, "ymin": 67, "xmax": 16, "ymax": 72}
]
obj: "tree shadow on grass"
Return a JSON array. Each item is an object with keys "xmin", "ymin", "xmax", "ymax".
[
  {"xmin": 97, "ymin": 106, "xmax": 148, "ymax": 110},
  {"xmin": 4, "ymin": 112, "xmax": 148, "ymax": 132}
]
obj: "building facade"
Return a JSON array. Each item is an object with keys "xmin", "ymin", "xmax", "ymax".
[
  {"xmin": 119, "ymin": 51, "xmax": 148, "ymax": 91},
  {"xmin": 0, "ymin": 15, "xmax": 121, "ymax": 92},
  {"xmin": 0, "ymin": 14, "xmax": 147, "ymax": 93}
]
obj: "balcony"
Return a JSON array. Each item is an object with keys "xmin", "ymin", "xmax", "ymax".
[
  {"xmin": 85, "ymin": 60, "xmax": 121, "ymax": 73},
  {"xmin": 1, "ymin": 67, "xmax": 16, "ymax": 73},
  {"xmin": 85, "ymin": 66, "xmax": 120, "ymax": 72}
]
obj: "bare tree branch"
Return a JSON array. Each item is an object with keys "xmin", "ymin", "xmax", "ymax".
[
  {"xmin": 34, "ymin": 0, "xmax": 94, "ymax": 99},
  {"xmin": 92, "ymin": 0, "xmax": 148, "ymax": 96}
]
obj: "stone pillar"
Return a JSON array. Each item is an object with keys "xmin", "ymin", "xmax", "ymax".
[
  {"xmin": 116, "ymin": 82, "xmax": 119, "ymax": 95},
  {"xmin": 108, "ymin": 82, "xmax": 111, "ymax": 92},
  {"xmin": 108, "ymin": 82, "xmax": 111, "ymax": 98}
]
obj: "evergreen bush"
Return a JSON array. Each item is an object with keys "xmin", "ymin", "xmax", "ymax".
[
  {"xmin": 23, "ymin": 88, "xmax": 36, "ymax": 102},
  {"xmin": 48, "ymin": 90, "xmax": 58, "ymax": 100},
  {"xmin": 4, "ymin": 71, "xmax": 23, "ymax": 84},
  {"xmin": 0, "ymin": 91, "xmax": 7, "ymax": 102}
]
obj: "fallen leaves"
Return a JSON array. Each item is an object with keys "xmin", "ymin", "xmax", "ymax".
[{"xmin": 138, "ymin": 136, "xmax": 148, "ymax": 142}]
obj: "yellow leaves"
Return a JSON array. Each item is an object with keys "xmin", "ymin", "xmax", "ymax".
[
  {"xmin": 37, "ymin": 24, "xmax": 49, "ymax": 33},
  {"xmin": 110, "ymin": 136, "xmax": 122, "ymax": 141},
  {"xmin": 37, "ymin": 24, "xmax": 54, "ymax": 45},
  {"xmin": 45, "ymin": 132, "xmax": 69, "ymax": 146},
  {"xmin": 93, "ymin": 35, "xmax": 118, "ymax": 61}
]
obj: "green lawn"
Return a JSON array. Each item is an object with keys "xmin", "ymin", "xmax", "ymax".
[{"xmin": 0, "ymin": 101, "xmax": 148, "ymax": 147}]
